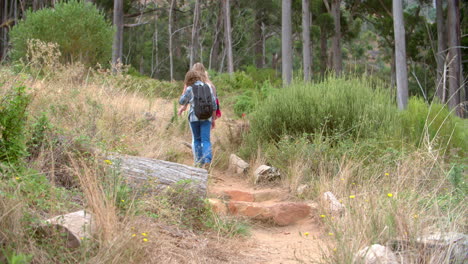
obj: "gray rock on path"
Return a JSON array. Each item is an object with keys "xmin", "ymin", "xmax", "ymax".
[
  {"xmin": 109, "ymin": 154, "xmax": 208, "ymax": 196},
  {"xmin": 40, "ymin": 210, "xmax": 95, "ymax": 248},
  {"xmin": 229, "ymin": 154, "xmax": 250, "ymax": 174},
  {"xmin": 254, "ymin": 165, "xmax": 281, "ymax": 184},
  {"xmin": 353, "ymin": 244, "xmax": 399, "ymax": 264},
  {"xmin": 323, "ymin": 191, "xmax": 345, "ymax": 215},
  {"xmin": 416, "ymin": 232, "xmax": 468, "ymax": 264}
]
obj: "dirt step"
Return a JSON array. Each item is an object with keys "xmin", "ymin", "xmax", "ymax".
[
  {"xmin": 210, "ymin": 189, "xmax": 287, "ymax": 203},
  {"xmin": 219, "ymin": 200, "xmax": 314, "ymax": 226}
]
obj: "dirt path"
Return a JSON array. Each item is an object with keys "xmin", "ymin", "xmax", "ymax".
[{"xmin": 208, "ymin": 170, "xmax": 326, "ymax": 264}]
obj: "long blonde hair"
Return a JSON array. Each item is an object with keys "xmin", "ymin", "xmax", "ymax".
[
  {"xmin": 184, "ymin": 70, "xmax": 201, "ymax": 87},
  {"xmin": 192, "ymin": 63, "xmax": 209, "ymax": 83}
]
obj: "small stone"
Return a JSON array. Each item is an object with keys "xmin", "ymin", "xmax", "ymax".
[
  {"xmin": 254, "ymin": 165, "xmax": 281, "ymax": 184},
  {"xmin": 143, "ymin": 112, "xmax": 156, "ymax": 121},
  {"xmin": 354, "ymin": 244, "xmax": 399, "ymax": 264},
  {"xmin": 229, "ymin": 154, "xmax": 249, "ymax": 174},
  {"xmin": 296, "ymin": 184, "xmax": 309, "ymax": 196},
  {"xmin": 323, "ymin": 191, "xmax": 345, "ymax": 215}
]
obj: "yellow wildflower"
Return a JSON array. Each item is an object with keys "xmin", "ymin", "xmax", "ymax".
[
  {"xmin": 387, "ymin": 193, "xmax": 393, "ymax": 198},
  {"xmin": 304, "ymin": 232, "xmax": 309, "ymax": 236},
  {"xmin": 132, "ymin": 234, "xmax": 136, "ymax": 237},
  {"xmin": 328, "ymin": 232, "xmax": 334, "ymax": 236},
  {"xmin": 143, "ymin": 238, "xmax": 148, "ymax": 242},
  {"xmin": 104, "ymin": 160, "xmax": 112, "ymax": 165},
  {"xmin": 385, "ymin": 173, "xmax": 389, "ymax": 176},
  {"xmin": 121, "ymin": 200, "xmax": 125, "ymax": 202},
  {"xmin": 141, "ymin": 232, "xmax": 147, "ymax": 236},
  {"xmin": 413, "ymin": 214, "xmax": 419, "ymax": 219},
  {"xmin": 349, "ymin": 195, "xmax": 355, "ymax": 199},
  {"xmin": 15, "ymin": 177, "xmax": 20, "ymax": 180},
  {"xmin": 320, "ymin": 214, "xmax": 326, "ymax": 218}
]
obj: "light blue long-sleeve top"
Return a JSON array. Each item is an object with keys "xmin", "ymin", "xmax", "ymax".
[{"xmin": 179, "ymin": 81, "xmax": 217, "ymax": 122}]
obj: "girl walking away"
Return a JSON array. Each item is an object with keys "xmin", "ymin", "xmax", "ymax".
[{"xmin": 179, "ymin": 70, "xmax": 218, "ymax": 168}]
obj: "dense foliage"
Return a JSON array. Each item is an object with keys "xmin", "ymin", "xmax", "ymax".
[{"xmin": 9, "ymin": 0, "xmax": 113, "ymax": 66}]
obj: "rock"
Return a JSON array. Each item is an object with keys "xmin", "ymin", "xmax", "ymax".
[
  {"xmin": 296, "ymin": 184, "xmax": 309, "ymax": 196},
  {"xmin": 40, "ymin": 210, "xmax": 95, "ymax": 248},
  {"xmin": 223, "ymin": 190, "xmax": 255, "ymax": 202},
  {"xmin": 253, "ymin": 190, "xmax": 285, "ymax": 202},
  {"xmin": 228, "ymin": 201, "xmax": 311, "ymax": 226},
  {"xmin": 416, "ymin": 232, "xmax": 468, "ymax": 264},
  {"xmin": 323, "ymin": 191, "xmax": 345, "ymax": 215},
  {"xmin": 254, "ymin": 165, "xmax": 281, "ymax": 184},
  {"xmin": 143, "ymin": 112, "xmax": 156, "ymax": 121},
  {"xmin": 354, "ymin": 244, "xmax": 399, "ymax": 264},
  {"xmin": 270, "ymin": 203, "xmax": 311, "ymax": 226},
  {"xmin": 229, "ymin": 154, "xmax": 250, "ymax": 174},
  {"xmin": 207, "ymin": 199, "xmax": 228, "ymax": 215}
]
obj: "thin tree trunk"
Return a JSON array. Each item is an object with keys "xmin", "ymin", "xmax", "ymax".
[
  {"xmin": 436, "ymin": 0, "xmax": 447, "ymax": 102},
  {"xmin": 331, "ymin": 0, "xmax": 342, "ymax": 75},
  {"xmin": 282, "ymin": 0, "xmax": 293, "ymax": 86},
  {"xmin": 446, "ymin": 0, "xmax": 462, "ymax": 116},
  {"xmin": 151, "ymin": 12, "xmax": 158, "ymax": 78},
  {"xmin": 209, "ymin": 1, "xmax": 223, "ymax": 70},
  {"xmin": 168, "ymin": 0, "xmax": 175, "ymax": 80},
  {"xmin": 112, "ymin": 0, "xmax": 124, "ymax": 72},
  {"xmin": 190, "ymin": 0, "xmax": 200, "ymax": 66},
  {"xmin": 393, "ymin": 0, "xmax": 409, "ymax": 110},
  {"xmin": 261, "ymin": 22, "xmax": 267, "ymax": 67},
  {"xmin": 254, "ymin": 9, "xmax": 263, "ymax": 68},
  {"xmin": 224, "ymin": 0, "xmax": 234, "ymax": 74},
  {"xmin": 302, "ymin": 0, "xmax": 311, "ymax": 81},
  {"xmin": 320, "ymin": 29, "xmax": 327, "ymax": 78}
]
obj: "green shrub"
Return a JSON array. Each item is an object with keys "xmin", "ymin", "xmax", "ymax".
[
  {"xmin": 248, "ymin": 77, "xmax": 397, "ymax": 144},
  {"xmin": 399, "ymin": 97, "xmax": 467, "ymax": 154},
  {"xmin": 0, "ymin": 86, "xmax": 30, "ymax": 164},
  {"xmin": 10, "ymin": 0, "xmax": 113, "ymax": 66}
]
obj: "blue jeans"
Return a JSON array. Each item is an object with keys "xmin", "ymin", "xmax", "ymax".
[{"xmin": 189, "ymin": 120, "xmax": 212, "ymax": 165}]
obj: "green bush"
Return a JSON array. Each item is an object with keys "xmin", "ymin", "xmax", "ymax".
[
  {"xmin": 248, "ymin": 77, "xmax": 397, "ymax": 144},
  {"xmin": 399, "ymin": 97, "xmax": 467, "ymax": 154},
  {"xmin": 0, "ymin": 86, "xmax": 30, "ymax": 164},
  {"xmin": 10, "ymin": 0, "xmax": 113, "ymax": 66}
]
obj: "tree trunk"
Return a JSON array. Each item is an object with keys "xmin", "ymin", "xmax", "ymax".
[
  {"xmin": 320, "ymin": 29, "xmax": 327, "ymax": 78},
  {"xmin": 190, "ymin": 0, "xmax": 200, "ymax": 67},
  {"xmin": 302, "ymin": 0, "xmax": 311, "ymax": 81},
  {"xmin": 151, "ymin": 12, "xmax": 158, "ymax": 78},
  {"xmin": 393, "ymin": 0, "xmax": 409, "ymax": 110},
  {"xmin": 168, "ymin": 0, "xmax": 175, "ymax": 80},
  {"xmin": 262, "ymin": 22, "xmax": 267, "ymax": 67},
  {"xmin": 209, "ymin": 1, "xmax": 223, "ymax": 70},
  {"xmin": 112, "ymin": 0, "xmax": 124, "ymax": 72},
  {"xmin": 446, "ymin": 0, "xmax": 462, "ymax": 117},
  {"xmin": 224, "ymin": 0, "xmax": 234, "ymax": 74},
  {"xmin": 331, "ymin": 0, "xmax": 342, "ymax": 75},
  {"xmin": 254, "ymin": 9, "xmax": 263, "ymax": 68},
  {"xmin": 436, "ymin": 0, "xmax": 447, "ymax": 102},
  {"xmin": 1, "ymin": 0, "xmax": 8, "ymax": 61},
  {"xmin": 282, "ymin": 0, "xmax": 293, "ymax": 86}
]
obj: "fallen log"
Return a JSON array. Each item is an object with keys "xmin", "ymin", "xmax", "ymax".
[{"xmin": 108, "ymin": 154, "xmax": 208, "ymax": 196}]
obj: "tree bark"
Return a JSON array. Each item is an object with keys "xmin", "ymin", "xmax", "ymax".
[
  {"xmin": 393, "ymin": 0, "xmax": 409, "ymax": 110},
  {"xmin": 435, "ymin": 0, "xmax": 447, "ymax": 102},
  {"xmin": 282, "ymin": 0, "xmax": 293, "ymax": 86},
  {"xmin": 331, "ymin": 0, "xmax": 342, "ymax": 75},
  {"xmin": 446, "ymin": 0, "xmax": 462, "ymax": 117},
  {"xmin": 190, "ymin": 0, "xmax": 200, "ymax": 67},
  {"xmin": 209, "ymin": 1, "xmax": 223, "ymax": 70},
  {"xmin": 254, "ymin": 9, "xmax": 263, "ymax": 68},
  {"xmin": 168, "ymin": 0, "xmax": 175, "ymax": 80},
  {"xmin": 302, "ymin": 0, "xmax": 312, "ymax": 81},
  {"xmin": 320, "ymin": 29, "xmax": 327, "ymax": 78},
  {"xmin": 224, "ymin": 0, "xmax": 234, "ymax": 74},
  {"xmin": 109, "ymin": 154, "xmax": 208, "ymax": 195},
  {"xmin": 112, "ymin": 0, "xmax": 124, "ymax": 72}
]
